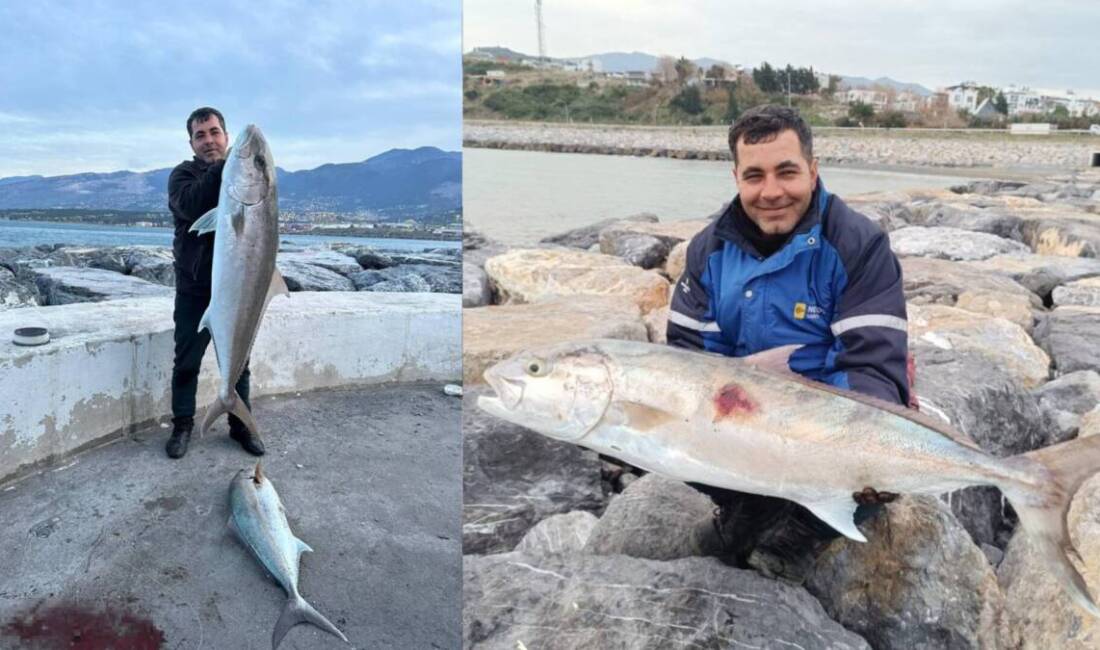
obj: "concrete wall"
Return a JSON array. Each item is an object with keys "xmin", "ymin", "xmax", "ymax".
[{"xmin": 0, "ymin": 292, "xmax": 460, "ymax": 482}]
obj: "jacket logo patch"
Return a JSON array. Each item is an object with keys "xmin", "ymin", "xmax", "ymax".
[{"xmin": 794, "ymin": 303, "xmax": 823, "ymax": 320}]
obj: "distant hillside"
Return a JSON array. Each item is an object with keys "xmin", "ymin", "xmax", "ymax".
[
  {"xmin": 0, "ymin": 147, "xmax": 461, "ymax": 221},
  {"xmin": 468, "ymin": 47, "xmax": 733, "ymax": 74},
  {"xmin": 838, "ymin": 75, "xmax": 933, "ymax": 96}
]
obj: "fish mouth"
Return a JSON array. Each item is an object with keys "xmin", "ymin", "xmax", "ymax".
[
  {"xmin": 234, "ymin": 124, "xmax": 262, "ymax": 158},
  {"xmin": 484, "ymin": 372, "xmax": 524, "ymax": 410}
]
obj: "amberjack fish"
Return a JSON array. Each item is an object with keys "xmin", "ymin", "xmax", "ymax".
[
  {"xmin": 478, "ymin": 338, "xmax": 1100, "ymax": 617},
  {"xmin": 229, "ymin": 463, "xmax": 349, "ymax": 649},
  {"xmin": 190, "ymin": 124, "xmax": 289, "ymax": 437}
]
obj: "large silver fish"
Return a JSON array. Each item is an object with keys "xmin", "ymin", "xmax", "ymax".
[
  {"xmin": 478, "ymin": 338, "xmax": 1100, "ymax": 617},
  {"xmin": 191, "ymin": 124, "xmax": 289, "ymax": 437},
  {"xmin": 229, "ymin": 463, "xmax": 349, "ymax": 649}
]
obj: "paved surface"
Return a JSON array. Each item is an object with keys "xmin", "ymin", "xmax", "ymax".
[{"xmin": 0, "ymin": 384, "xmax": 461, "ymax": 649}]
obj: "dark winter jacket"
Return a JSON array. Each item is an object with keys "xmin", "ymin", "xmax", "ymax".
[
  {"xmin": 168, "ymin": 156, "xmax": 224, "ymax": 296},
  {"xmin": 667, "ymin": 181, "xmax": 910, "ymax": 406}
]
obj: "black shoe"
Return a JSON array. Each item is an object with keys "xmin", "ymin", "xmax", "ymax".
[
  {"xmin": 166, "ymin": 420, "xmax": 192, "ymax": 459},
  {"xmin": 230, "ymin": 427, "xmax": 265, "ymax": 456}
]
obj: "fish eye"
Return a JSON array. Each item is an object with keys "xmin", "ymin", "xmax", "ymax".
[{"xmin": 525, "ymin": 358, "xmax": 550, "ymax": 377}]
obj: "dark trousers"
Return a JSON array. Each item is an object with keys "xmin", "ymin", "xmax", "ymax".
[
  {"xmin": 171, "ymin": 291, "xmax": 250, "ymax": 431},
  {"xmin": 689, "ymin": 482, "xmax": 880, "ymax": 562}
]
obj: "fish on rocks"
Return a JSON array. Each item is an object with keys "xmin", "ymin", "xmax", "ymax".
[
  {"xmin": 228, "ymin": 463, "xmax": 349, "ymax": 649},
  {"xmin": 190, "ymin": 124, "xmax": 289, "ymax": 437},
  {"xmin": 478, "ymin": 338, "xmax": 1100, "ymax": 617}
]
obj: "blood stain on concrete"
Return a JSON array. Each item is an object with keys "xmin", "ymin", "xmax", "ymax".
[{"xmin": 2, "ymin": 601, "xmax": 165, "ymax": 649}]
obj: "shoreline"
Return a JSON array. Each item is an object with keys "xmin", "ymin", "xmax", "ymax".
[{"xmin": 465, "ymin": 120, "xmax": 1100, "ymax": 176}]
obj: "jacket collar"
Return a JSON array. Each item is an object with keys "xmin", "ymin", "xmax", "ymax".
[{"xmin": 714, "ymin": 179, "xmax": 831, "ymax": 254}]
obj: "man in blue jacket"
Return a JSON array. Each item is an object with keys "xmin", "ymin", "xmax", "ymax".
[{"xmin": 667, "ymin": 105, "xmax": 909, "ymax": 583}]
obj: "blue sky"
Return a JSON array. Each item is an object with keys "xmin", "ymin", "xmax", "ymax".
[
  {"xmin": 0, "ymin": 0, "xmax": 461, "ymax": 176},
  {"xmin": 466, "ymin": 0, "xmax": 1100, "ymax": 100}
]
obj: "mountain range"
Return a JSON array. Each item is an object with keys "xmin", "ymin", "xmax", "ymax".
[{"xmin": 0, "ymin": 147, "xmax": 461, "ymax": 221}]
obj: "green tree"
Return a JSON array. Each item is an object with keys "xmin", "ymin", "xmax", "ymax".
[
  {"xmin": 724, "ymin": 83, "xmax": 741, "ymax": 122},
  {"xmin": 670, "ymin": 86, "xmax": 704, "ymax": 115},
  {"xmin": 674, "ymin": 57, "xmax": 697, "ymax": 86},
  {"xmin": 877, "ymin": 111, "xmax": 907, "ymax": 128},
  {"xmin": 706, "ymin": 64, "xmax": 727, "ymax": 83},
  {"xmin": 753, "ymin": 62, "xmax": 780, "ymax": 93},
  {"xmin": 849, "ymin": 101, "xmax": 874, "ymax": 122},
  {"xmin": 994, "ymin": 92, "xmax": 1009, "ymax": 115}
]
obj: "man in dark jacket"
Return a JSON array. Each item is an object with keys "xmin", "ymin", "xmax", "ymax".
[
  {"xmin": 667, "ymin": 105, "xmax": 909, "ymax": 583},
  {"xmin": 164, "ymin": 107, "xmax": 264, "ymax": 459}
]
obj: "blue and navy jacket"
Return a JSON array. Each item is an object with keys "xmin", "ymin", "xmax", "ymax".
[{"xmin": 667, "ymin": 182, "xmax": 910, "ymax": 406}]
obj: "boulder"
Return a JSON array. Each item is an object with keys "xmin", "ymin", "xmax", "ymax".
[
  {"xmin": 463, "ymin": 387, "xmax": 606, "ymax": 554},
  {"xmin": 583, "ymin": 474, "xmax": 723, "ymax": 560},
  {"xmin": 908, "ymin": 303, "xmax": 1050, "ymax": 389},
  {"xmin": 388, "ymin": 251, "xmax": 461, "ymax": 267},
  {"xmin": 123, "ymin": 247, "xmax": 175, "ymax": 286},
  {"xmin": 514, "ymin": 512, "xmax": 599, "ymax": 556},
  {"xmin": 29, "ymin": 267, "xmax": 172, "ymax": 305},
  {"xmin": 890, "ymin": 226, "xmax": 1030, "ymax": 261},
  {"xmin": 599, "ymin": 232, "xmax": 669, "ymax": 269},
  {"xmin": 600, "ymin": 218, "xmax": 711, "ymax": 248},
  {"xmin": 0, "ymin": 267, "xmax": 39, "ymax": 310},
  {"xmin": 908, "ymin": 204, "xmax": 1026, "ymax": 242},
  {"xmin": 276, "ymin": 249, "xmax": 361, "ymax": 277},
  {"xmin": 1022, "ymin": 216, "xmax": 1100, "ymax": 258},
  {"xmin": 463, "ymin": 263, "xmax": 492, "ymax": 307},
  {"xmin": 1035, "ymin": 306, "xmax": 1100, "ymax": 374},
  {"xmin": 275, "ymin": 259, "xmax": 355, "ymax": 291},
  {"xmin": 464, "ymin": 552, "xmax": 870, "ymax": 649},
  {"xmin": 49, "ymin": 246, "xmax": 128, "ymax": 273},
  {"xmin": 966, "ymin": 254, "xmax": 1100, "ymax": 301},
  {"xmin": 462, "ymin": 295, "xmax": 647, "ymax": 386},
  {"xmin": 955, "ymin": 291, "xmax": 1037, "ymax": 334},
  {"xmin": 807, "ymin": 496, "xmax": 1007, "ymax": 650},
  {"xmin": 1030, "ymin": 371, "xmax": 1100, "ymax": 443},
  {"xmin": 340, "ymin": 246, "xmax": 395, "ymax": 269},
  {"xmin": 484, "ymin": 249, "xmax": 670, "ymax": 314},
  {"xmin": 643, "ymin": 304, "xmax": 670, "ymax": 344},
  {"xmin": 663, "ymin": 241, "xmax": 689, "ymax": 282},
  {"xmin": 351, "ymin": 269, "xmax": 431, "ymax": 293},
  {"xmin": 1053, "ymin": 277, "xmax": 1100, "ymax": 307},
  {"xmin": 902, "ymin": 257, "xmax": 1039, "ymax": 307},
  {"xmin": 998, "ymin": 473, "xmax": 1100, "ymax": 649},
  {"xmin": 540, "ymin": 213, "xmax": 659, "ymax": 249}
]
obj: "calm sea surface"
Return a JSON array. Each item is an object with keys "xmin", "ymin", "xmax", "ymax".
[
  {"xmin": 0, "ymin": 219, "xmax": 458, "ymax": 250},
  {"xmin": 464, "ymin": 148, "xmax": 973, "ymax": 246}
]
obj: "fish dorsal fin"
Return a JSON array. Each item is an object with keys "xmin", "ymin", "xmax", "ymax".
[
  {"xmin": 743, "ymin": 345, "xmax": 801, "ymax": 376},
  {"xmin": 802, "ymin": 497, "xmax": 868, "ymax": 542},
  {"xmin": 190, "ymin": 208, "xmax": 219, "ymax": 235},
  {"xmin": 297, "ymin": 538, "xmax": 314, "ymax": 555},
  {"xmin": 253, "ymin": 461, "xmax": 264, "ymax": 485}
]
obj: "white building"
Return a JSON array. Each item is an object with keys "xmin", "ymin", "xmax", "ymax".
[
  {"xmin": 1003, "ymin": 86, "xmax": 1045, "ymax": 115},
  {"xmin": 890, "ymin": 91, "xmax": 922, "ymax": 112},
  {"xmin": 845, "ymin": 88, "xmax": 887, "ymax": 110},
  {"xmin": 944, "ymin": 82, "xmax": 982, "ymax": 112}
]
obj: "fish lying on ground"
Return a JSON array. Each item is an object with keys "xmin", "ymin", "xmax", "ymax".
[
  {"xmin": 191, "ymin": 124, "xmax": 289, "ymax": 437},
  {"xmin": 477, "ymin": 338, "xmax": 1100, "ymax": 617},
  {"xmin": 229, "ymin": 463, "xmax": 349, "ymax": 649}
]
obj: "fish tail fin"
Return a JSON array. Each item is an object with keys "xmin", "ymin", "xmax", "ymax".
[
  {"xmin": 273, "ymin": 594, "xmax": 348, "ymax": 649},
  {"xmin": 1004, "ymin": 435, "xmax": 1100, "ymax": 618},
  {"xmin": 199, "ymin": 388, "xmax": 258, "ymax": 438}
]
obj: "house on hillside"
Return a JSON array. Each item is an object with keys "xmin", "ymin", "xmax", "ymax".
[
  {"xmin": 944, "ymin": 82, "xmax": 982, "ymax": 112},
  {"xmin": 973, "ymin": 98, "xmax": 1002, "ymax": 122},
  {"xmin": 890, "ymin": 91, "xmax": 922, "ymax": 113},
  {"xmin": 844, "ymin": 88, "xmax": 887, "ymax": 110},
  {"xmin": 1003, "ymin": 86, "xmax": 1045, "ymax": 115}
]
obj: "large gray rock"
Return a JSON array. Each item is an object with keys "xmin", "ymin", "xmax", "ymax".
[
  {"xmin": 908, "ymin": 204, "xmax": 1026, "ymax": 241},
  {"xmin": 0, "ymin": 267, "xmax": 39, "ymax": 310},
  {"xmin": 351, "ymin": 264, "xmax": 460, "ymax": 293},
  {"xmin": 599, "ymin": 232, "xmax": 670, "ymax": 269},
  {"xmin": 277, "ymin": 249, "xmax": 361, "ymax": 277},
  {"xmin": 332, "ymin": 245, "xmax": 396, "ymax": 269},
  {"xmin": 275, "ymin": 259, "xmax": 355, "ymax": 291},
  {"xmin": 463, "ymin": 388, "xmax": 606, "ymax": 554},
  {"xmin": 1035, "ymin": 306, "xmax": 1100, "ymax": 374},
  {"xmin": 966, "ymin": 254, "xmax": 1100, "ymax": 301},
  {"xmin": 463, "ymin": 263, "xmax": 492, "ymax": 307},
  {"xmin": 1022, "ymin": 216, "xmax": 1100, "ymax": 258},
  {"xmin": 465, "ymin": 552, "xmax": 870, "ymax": 650},
  {"xmin": 891, "ymin": 226, "xmax": 1030, "ymax": 261},
  {"xmin": 49, "ymin": 246, "xmax": 129, "ymax": 273},
  {"xmin": 30, "ymin": 266, "xmax": 172, "ymax": 305},
  {"xmin": 540, "ymin": 213, "xmax": 659, "ymax": 249},
  {"xmin": 911, "ymin": 340, "xmax": 1049, "ymax": 547},
  {"xmin": 1030, "ymin": 371, "xmax": 1100, "ymax": 442},
  {"xmin": 1053, "ymin": 277, "xmax": 1100, "ymax": 307},
  {"xmin": 124, "ymin": 247, "xmax": 175, "ymax": 286},
  {"xmin": 583, "ymin": 474, "xmax": 722, "ymax": 560},
  {"xmin": 807, "ymin": 496, "xmax": 1007, "ymax": 650},
  {"xmin": 388, "ymin": 251, "xmax": 461, "ymax": 267},
  {"xmin": 514, "ymin": 512, "xmax": 599, "ymax": 556}
]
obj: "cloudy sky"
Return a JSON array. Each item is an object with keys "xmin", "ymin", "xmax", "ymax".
[
  {"xmin": 0, "ymin": 0, "xmax": 461, "ymax": 177},
  {"xmin": 465, "ymin": 0, "xmax": 1100, "ymax": 98}
]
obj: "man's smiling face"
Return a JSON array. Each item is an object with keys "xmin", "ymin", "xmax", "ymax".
[
  {"xmin": 188, "ymin": 115, "xmax": 228, "ymax": 164},
  {"xmin": 733, "ymin": 129, "xmax": 819, "ymax": 235}
]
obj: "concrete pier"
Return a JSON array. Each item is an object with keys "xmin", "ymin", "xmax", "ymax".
[{"xmin": 0, "ymin": 292, "xmax": 460, "ymax": 483}]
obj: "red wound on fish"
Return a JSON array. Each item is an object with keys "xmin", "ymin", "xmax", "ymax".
[{"xmin": 714, "ymin": 383, "xmax": 758, "ymax": 418}]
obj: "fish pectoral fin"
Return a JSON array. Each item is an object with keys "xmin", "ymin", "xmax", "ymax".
[
  {"xmin": 268, "ymin": 267, "xmax": 290, "ymax": 300},
  {"xmin": 190, "ymin": 208, "xmax": 219, "ymax": 235},
  {"xmin": 802, "ymin": 497, "xmax": 868, "ymax": 542},
  {"xmin": 227, "ymin": 515, "xmax": 242, "ymax": 540},
  {"xmin": 743, "ymin": 344, "xmax": 802, "ymax": 375},
  {"xmin": 297, "ymin": 538, "xmax": 314, "ymax": 555},
  {"xmin": 197, "ymin": 308, "xmax": 211, "ymax": 335},
  {"xmin": 231, "ymin": 205, "xmax": 245, "ymax": 235}
]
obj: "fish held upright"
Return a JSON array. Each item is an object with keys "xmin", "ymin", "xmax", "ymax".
[
  {"xmin": 189, "ymin": 124, "xmax": 289, "ymax": 438},
  {"xmin": 477, "ymin": 338, "xmax": 1100, "ymax": 618}
]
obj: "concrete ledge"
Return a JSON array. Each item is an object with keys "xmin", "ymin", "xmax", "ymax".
[{"xmin": 0, "ymin": 292, "xmax": 460, "ymax": 482}]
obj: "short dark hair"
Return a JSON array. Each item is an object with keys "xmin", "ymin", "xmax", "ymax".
[
  {"xmin": 728, "ymin": 105, "xmax": 813, "ymax": 166},
  {"xmin": 186, "ymin": 107, "xmax": 226, "ymax": 139}
]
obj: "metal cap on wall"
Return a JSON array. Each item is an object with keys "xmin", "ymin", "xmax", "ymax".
[{"xmin": 13, "ymin": 327, "xmax": 50, "ymax": 346}]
